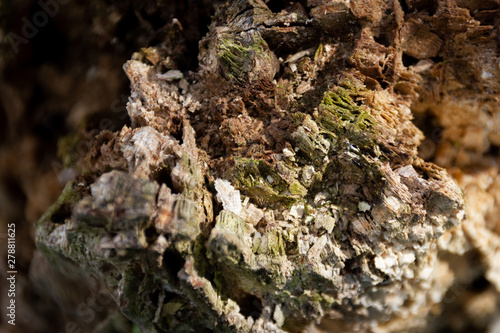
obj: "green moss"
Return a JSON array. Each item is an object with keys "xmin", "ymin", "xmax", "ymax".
[
  {"xmin": 215, "ymin": 210, "xmax": 253, "ymax": 239},
  {"xmin": 252, "ymin": 5, "xmax": 273, "ymax": 25},
  {"xmin": 291, "ymin": 115, "xmax": 331, "ymax": 164},
  {"xmin": 314, "ymin": 43, "xmax": 324, "ymax": 61},
  {"xmin": 318, "ymin": 87, "xmax": 375, "ymax": 134},
  {"xmin": 275, "ymin": 273, "xmax": 340, "ymax": 319},
  {"xmin": 120, "ymin": 267, "xmax": 159, "ymax": 327},
  {"xmin": 38, "ymin": 181, "xmax": 81, "ymax": 225},
  {"xmin": 289, "ymin": 180, "xmax": 307, "ymax": 196},
  {"xmin": 218, "ymin": 33, "xmax": 266, "ymax": 82},
  {"xmin": 233, "ymin": 158, "xmax": 296, "ymax": 208},
  {"xmin": 291, "ymin": 112, "xmax": 308, "ymax": 125},
  {"xmin": 254, "ymin": 230, "xmax": 286, "ymax": 258},
  {"xmin": 177, "ymin": 152, "xmax": 202, "ymax": 198}
]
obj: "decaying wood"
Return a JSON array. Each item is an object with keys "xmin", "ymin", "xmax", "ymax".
[{"xmin": 35, "ymin": 0, "xmax": 500, "ymax": 332}]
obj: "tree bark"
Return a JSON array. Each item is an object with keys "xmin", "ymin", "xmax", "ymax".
[{"xmin": 34, "ymin": 1, "xmax": 500, "ymax": 332}]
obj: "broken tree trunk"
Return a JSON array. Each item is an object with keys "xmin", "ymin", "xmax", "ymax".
[{"xmin": 35, "ymin": 0, "xmax": 500, "ymax": 332}]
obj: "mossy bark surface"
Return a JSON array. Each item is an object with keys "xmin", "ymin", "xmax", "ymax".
[{"xmin": 33, "ymin": 0, "xmax": 500, "ymax": 332}]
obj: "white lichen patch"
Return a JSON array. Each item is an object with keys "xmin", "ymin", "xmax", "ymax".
[
  {"xmin": 215, "ymin": 179, "xmax": 242, "ymax": 215},
  {"xmin": 307, "ymin": 234, "xmax": 328, "ymax": 260},
  {"xmin": 398, "ymin": 249, "xmax": 416, "ymax": 265},
  {"xmin": 124, "ymin": 61, "xmax": 185, "ymax": 130},
  {"xmin": 240, "ymin": 203, "xmax": 264, "ymax": 226},
  {"xmin": 358, "ymin": 201, "xmax": 371, "ymax": 212},
  {"xmin": 288, "ymin": 204, "xmax": 305, "ymax": 220},
  {"xmin": 120, "ymin": 126, "xmax": 179, "ymax": 178},
  {"xmin": 481, "ymin": 70, "xmax": 493, "ymax": 80},
  {"xmin": 302, "ymin": 165, "xmax": 315, "ymax": 182},
  {"xmin": 314, "ymin": 212, "xmax": 336, "ymax": 234},
  {"xmin": 385, "ymin": 195, "xmax": 402, "ymax": 214},
  {"xmin": 273, "ymin": 304, "xmax": 285, "ymax": 327},
  {"xmin": 374, "ymin": 251, "xmax": 399, "ymax": 273},
  {"xmin": 157, "ymin": 69, "xmax": 184, "ymax": 81},
  {"xmin": 282, "ymin": 147, "xmax": 295, "ymax": 159},
  {"xmin": 298, "ymin": 237, "xmax": 310, "ymax": 255},
  {"xmin": 313, "ymin": 192, "xmax": 329, "ymax": 205}
]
